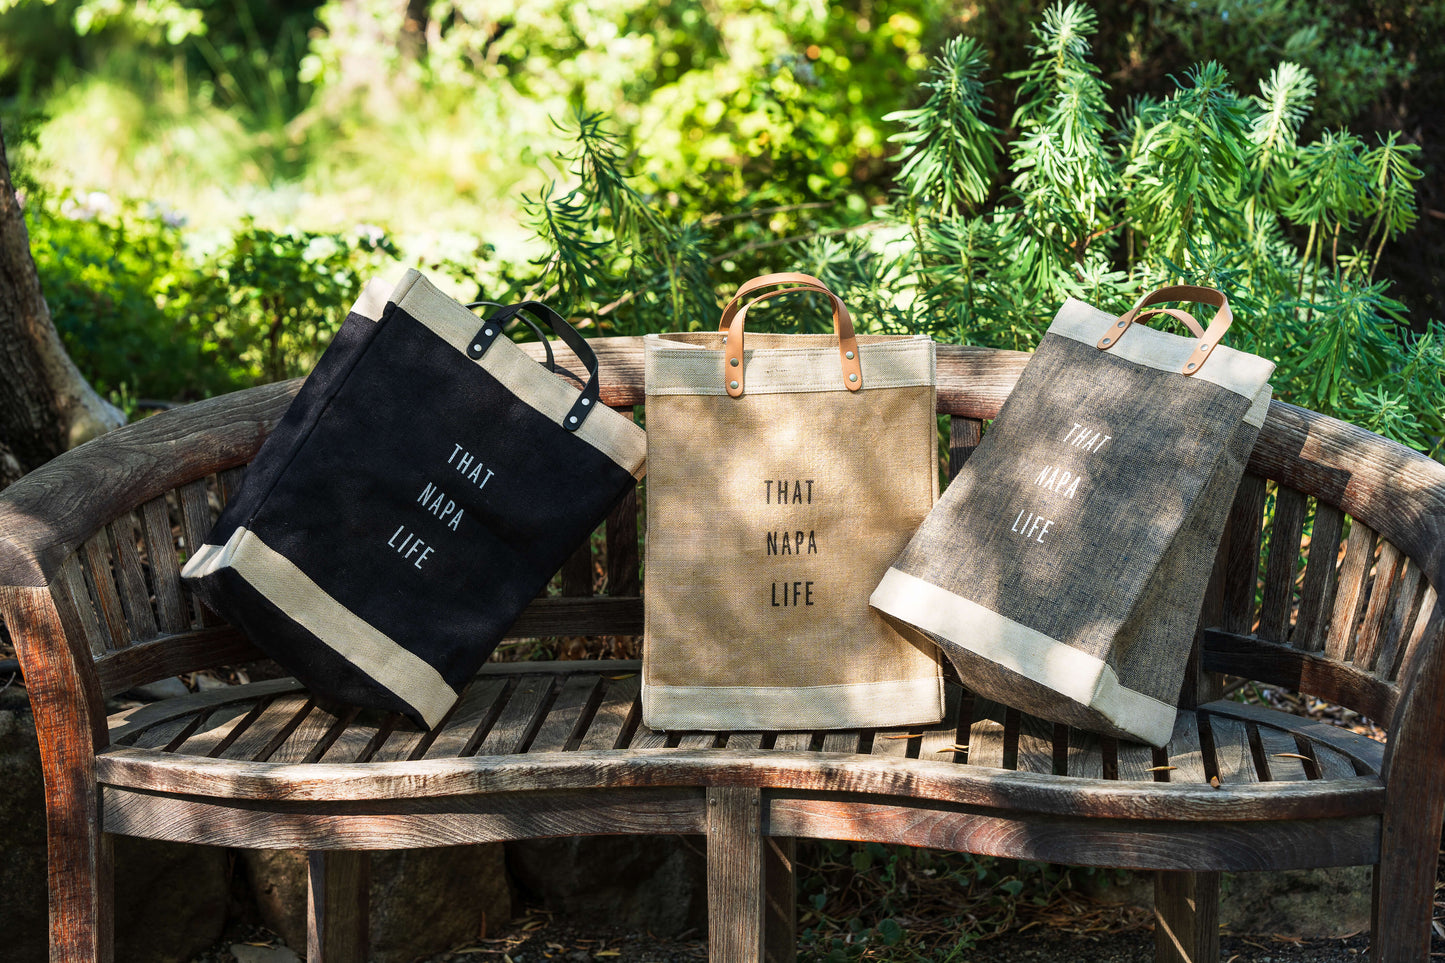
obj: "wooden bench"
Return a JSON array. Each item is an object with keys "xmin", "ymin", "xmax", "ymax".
[{"xmin": 1, "ymin": 338, "xmax": 1442, "ymax": 963}]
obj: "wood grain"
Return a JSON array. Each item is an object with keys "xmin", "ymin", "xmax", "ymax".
[
  {"xmin": 1293, "ymin": 502, "xmax": 1344, "ymax": 652},
  {"xmin": 1222, "ymin": 475, "xmax": 1267, "ymax": 634},
  {"xmin": 708, "ymin": 787, "xmax": 765, "ymax": 962},
  {"xmin": 1258, "ymin": 486, "xmax": 1307, "ymax": 643},
  {"xmin": 1326, "ymin": 521, "xmax": 1378, "ymax": 662},
  {"xmin": 765, "ymin": 794, "xmax": 1381, "ymax": 871},
  {"xmin": 307, "ymin": 850, "xmax": 369, "ymax": 963},
  {"xmin": 103, "ymin": 784, "xmax": 708, "ymax": 849},
  {"xmin": 1354, "ymin": 541, "xmax": 1406, "ymax": 673},
  {"xmin": 1155, "ymin": 871, "xmax": 1219, "ymax": 963},
  {"xmin": 1203, "ymin": 629, "xmax": 1397, "ymax": 724},
  {"xmin": 139, "ymin": 496, "xmax": 187, "ymax": 635}
]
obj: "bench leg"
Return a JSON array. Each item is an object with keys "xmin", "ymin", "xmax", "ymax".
[
  {"xmin": 708, "ymin": 786, "xmax": 766, "ymax": 961},
  {"xmin": 1154, "ymin": 870, "xmax": 1219, "ymax": 963},
  {"xmin": 765, "ymin": 836, "xmax": 797, "ymax": 963},
  {"xmin": 46, "ymin": 815, "xmax": 113, "ymax": 963},
  {"xmin": 1370, "ymin": 834, "xmax": 1437, "ymax": 961},
  {"xmin": 307, "ymin": 850, "xmax": 370, "ymax": 963}
]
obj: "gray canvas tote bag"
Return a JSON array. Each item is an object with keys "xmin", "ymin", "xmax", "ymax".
[
  {"xmin": 871, "ymin": 286, "xmax": 1274, "ymax": 746},
  {"xmin": 642, "ymin": 272, "xmax": 944, "ymax": 731}
]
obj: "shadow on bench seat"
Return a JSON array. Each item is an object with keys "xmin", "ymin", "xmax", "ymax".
[{"xmin": 2, "ymin": 338, "xmax": 1441, "ymax": 963}]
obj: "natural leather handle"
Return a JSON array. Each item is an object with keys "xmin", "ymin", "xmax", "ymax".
[
  {"xmin": 720, "ymin": 272, "xmax": 861, "ymax": 397},
  {"xmin": 1097, "ymin": 285, "xmax": 1232, "ymax": 375}
]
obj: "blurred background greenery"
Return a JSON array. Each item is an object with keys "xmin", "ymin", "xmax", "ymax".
[{"xmin": 1, "ymin": 0, "xmax": 1441, "ymax": 456}]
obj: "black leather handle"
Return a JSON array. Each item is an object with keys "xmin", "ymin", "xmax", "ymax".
[
  {"xmin": 467, "ymin": 301, "xmax": 556, "ymax": 372},
  {"xmin": 467, "ymin": 300, "xmax": 602, "ymax": 432}
]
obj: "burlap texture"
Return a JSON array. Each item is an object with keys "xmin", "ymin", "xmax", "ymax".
[
  {"xmin": 871, "ymin": 297, "xmax": 1273, "ymax": 746},
  {"xmin": 642, "ymin": 331, "xmax": 943, "ymax": 731}
]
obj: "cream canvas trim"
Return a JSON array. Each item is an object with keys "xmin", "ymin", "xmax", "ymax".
[
  {"xmin": 352, "ymin": 276, "xmax": 393, "ymax": 323},
  {"xmin": 641, "ymin": 675, "xmax": 946, "ymax": 732},
  {"xmin": 1049, "ymin": 299, "xmax": 1275, "ymax": 401},
  {"xmin": 870, "ymin": 567, "xmax": 1177, "ymax": 746},
  {"xmin": 645, "ymin": 333, "xmax": 935, "ymax": 396},
  {"xmin": 1244, "ymin": 384, "xmax": 1273, "ymax": 428},
  {"xmin": 182, "ymin": 527, "xmax": 458, "ymax": 728},
  {"xmin": 390, "ymin": 271, "xmax": 647, "ymax": 479}
]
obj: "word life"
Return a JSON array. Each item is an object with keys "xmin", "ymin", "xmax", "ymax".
[
  {"xmin": 765, "ymin": 478, "xmax": 818, "ymax": 606},
  {"xmin": 385, "ymin": 441, "xmax": 496, "ymax": 571},
  {"xmin": 1009, "ymin": 421, "xmax": 1113, "ymax": 545}
]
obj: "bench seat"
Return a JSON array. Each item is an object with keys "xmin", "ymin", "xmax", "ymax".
[{"xmin": 100, "ymin": 661, "xmax": 1387, "ymax": 872}]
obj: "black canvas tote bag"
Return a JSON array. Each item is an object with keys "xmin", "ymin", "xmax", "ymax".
[
  {"xmin": 182, "ymin": 269, "xmax": 647, "ymax": 728},
  {"xmin": 870, "ymin": 286, "xmax": 1273, "ymax": 746}
]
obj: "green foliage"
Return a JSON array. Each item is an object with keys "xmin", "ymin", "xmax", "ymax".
[
  {"xmin": 200, "ymin": 223, "xmax": 399, "ymax": 385},
  {"xmin": 26, "ymin": 188, "xmax": 397, "ymax": 406}
]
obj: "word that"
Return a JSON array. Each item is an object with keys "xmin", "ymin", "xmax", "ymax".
[
  {"xmin": 447, "ymin": 443, "xmax": 496, "ymax": 489},
  {"xmin": 765, "ymin": 479, "xmax": 815, "ymax": 504}
]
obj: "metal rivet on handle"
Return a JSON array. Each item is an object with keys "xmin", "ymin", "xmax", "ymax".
[
  {"xmin": 849, "ymin": 373, "xmax": 858, "ymax": 383},
  {"xmin": 1186, "ymin": 362, "xmax": 1197, "ymax": 370},
  {"xmin": 845, "ymin": 350, "xmax": 855, "ymax": 360},
  {"xmin": 484, "ymin": 327, "xmax": 494, "ymax": 336},
  {"xmin": 581, "ymin": 398, "xmax": 591, "ymax": 406},
  {"xmin": 1200, "ymin": 343, "xmax": 1210, "ymax": 352},
  {"xmin": 730, "ymin": 380, "xmax": 739, "ymax": 390},
  {"xmin": 1101, "ymin": 338, "xmax": 1112, "ymax": 346},
  {"xmin": 569, "ymin": 415, "xmax": 578, "ymax": 423},
  {"xmin": 730, "ymin": 357, "xmax": 739, "ymax": 366},
  {"xmin": 1118, "ymin": 320, "xmax": 1126, "ymax": 327},
  {"xmin": 471, "ymin": 344, "xmax": 482, "ymax": 352}
]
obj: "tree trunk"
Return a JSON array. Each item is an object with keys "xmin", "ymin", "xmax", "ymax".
[{"xmin": 0, "ymin": 121, "xmax": 124, "ymax": 490}]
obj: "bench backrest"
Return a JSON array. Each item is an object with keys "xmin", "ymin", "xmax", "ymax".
[{"xmin": 1, "ymin": 338, "xmax": 1441, "ymax": 776}]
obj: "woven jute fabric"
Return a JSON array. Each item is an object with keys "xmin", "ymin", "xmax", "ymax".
[
  {"xmin": 871, "ymin": 296, "xmax": 1274, "ymax": 746},
  {"xmin": 642, "ymin": 327, "xmax": 944, "ymax": 731}
]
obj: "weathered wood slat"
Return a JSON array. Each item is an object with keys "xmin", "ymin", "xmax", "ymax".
[
  {"xmin": 1202, "ymin": 629, "xmax": 1397, "ymax": 724},
  {"xmin": 139, "ymin": 496, "xmax": 187, "ymax": 635},
  {"xmin": 1204, "ymin": 713, "xmax": 1258, "ymax": 786},
  {"xmin": 766, "ymin": 796, "xmax": 1381, "ymax": 872},
  {"xmin": 1163, "ymin": 716, "xmax": 1210, "ymax": 784},
  {"xmin": 176, "ymin": 479, "xmax": 221, "ymax": 627},
  {"xmin": 771, "ymin": 732, "xmax": 813, "ymax": 752},
  {"xmin": 1395, "ymin": 586, "xmax": 1441, "ymax": 687},
  {"xmin": 180, "ymin": 696, "xmax": 275, "ymax": 759},
  {"xmin": 219, "ymin": 694, "xmax": 314, "ymax": 762},
  {"xmin": 95, "ymin": 626, "xmax": 263, "ymax": 699},
  {"xmin": 527, "ymin": 675, "xmax": 605, "ymax": 754},
  {"xmin": 870, "ymin": 725, "xmax": 919, "ymax": 759},
  {"xmin": 1201, "ymin": 700, "xmax": 1386, "ymax": 776},
  {"xmin": 57, "ymin": 553, "xmax": 107, "ymax": 657},
  {"xmin": 421, "ymin": 679, "xmax": 512, "ymax": 760},
  {"xmin": 473, "ymin": 676, "xmax": 554, "ymax": 756},
  {"xmin": 104, "ymin": 784, "xmax": 708, "ymax": 849},
  {"xmin": 367, "ymin": 718, "xmax": 433, "ymax": 764},
  {"xmin": 317, "ymin": 710, "xmax": 391, "ymax": 765},
  {"xmin": 81, "ymin": 528, "xmax": 128, "ymax": 650},
  {"xmin": 948, "ymin": 417, "xmax": 983, "ymax": 479},
  {"xmin": 216, "ymin": 466, "xmax": 247, "ymax": 505},
  {"xmin": 1353, "ymin": 541, "xmax": 1406, "ymax": 673},
  {"xmin": 1292, "ymin": 503, "xmax": 1344, "ymax": 651},
  {"xmin": 677, "ymin": 732, "xmax": 720, "ymax": 749},
  {"xmin": 819, "ymin": 731, "xmax": 863, "ymax": 755},
  {"xmin": 1065, "ymin": 730, "xmax": 1104, "ymax": 780},
  {"xmin": 1256, "ymin": 725, "xmax": 1310, "ymax": 782},
  {"xmin": 576, "ymin": 674, "xmax": 640, "ymax": 752},
  {"xmin": 915, "ymin": 686, "xmax": 964, "ymax": 764},
  {"xmin": 965, "ymin": 699, "xmax": 1007, "ymax": 770},
  {"xmin": 502, "ymin": 596, "xmax": 643, "ymax": 639},
  {"xmin": 1376, "ymin": 563, "xmax": 1425, "ymax": 681},
  {"xmin": 1326, "ymin": 521, "xmax": 1378, "ymax": 661},
  {"xmin": 722, "ymin": 731, "xmax": 765, "ymax": 751},
  {"xmin": 94, "ymin": 744, "xmax": 1388, "ymax": 821},
  {"xmin": 1258, "ymin": 486, "xmax": 1307, "ymax": 643},
  {"xmin": 1015, "ymin": 714, "xmax": 1057, "ymax": 776},
  {"xmin": 1222, "ymin": 474, "xmax": 1267, "ymax": 635},
  {"xmin": 268, "ymin": 702, "xmax": 352, "ymax": 765},
  {"xmin": 559, "ymin": 541, "xmax": 592, "ymax": 598},
  {"xmin": 106, "ymin": 678, "xmax": 303, "ymax": 746},
  {"xmin": 605, "ymin": 411, "xmax": 641, "ymax": 600},
  {"xmin": 1311, "ymin": 742, "xmax": 1358, "ymax": 781}
]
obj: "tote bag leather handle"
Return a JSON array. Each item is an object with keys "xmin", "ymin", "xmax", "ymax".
[
  {"xmin": 470, "ymin": 300, "xmax": 603, "ymax": 431},
  {"xmin": 1097, "ymin": 285, "xmax": 1233, "ymax": 375},
  {"xmin": 718, "ymin": 272, "xmax": 861, "ymax": 397},
  {"xmin": 467, "ymin": 301, "xmax": 556, "ymax": 372}
]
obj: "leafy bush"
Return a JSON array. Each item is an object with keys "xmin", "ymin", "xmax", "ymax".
[
  {"xmin": 505, "ymin": 2, "xmax": 1442, "ymax": 458},
  {"xmin": 26, "ymin": 188, "xmax": 397, "ymax": 406}
]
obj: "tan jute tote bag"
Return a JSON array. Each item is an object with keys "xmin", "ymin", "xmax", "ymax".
[{"xmin": 642, "ymin": 272, "xmax": 944, "ymax": 731}]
